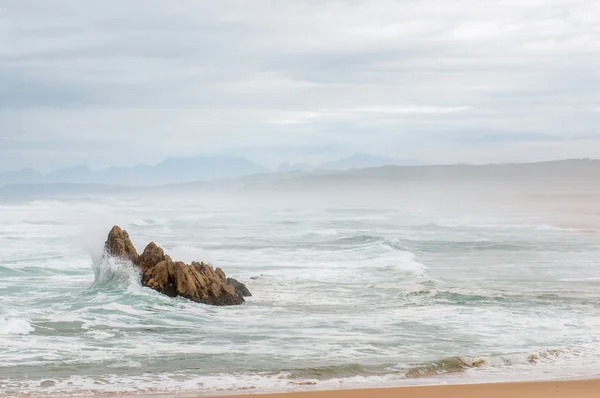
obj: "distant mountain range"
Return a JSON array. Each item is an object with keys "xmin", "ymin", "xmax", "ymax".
[
  {"xmin": 0, "ymin": 154, "xmax": 422, "ymax": 186},
  {"xmin": 0, "ymin": 156, "xmax": 269, "ymax": 186},
  {"xmin": 2, "ymin": 159, "xmax": 599, "ymax": 201}
]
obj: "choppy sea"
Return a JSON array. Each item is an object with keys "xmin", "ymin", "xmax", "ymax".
[{"xmin": 1, "ymin": 197, "xmax": 600, "ymax": 396}]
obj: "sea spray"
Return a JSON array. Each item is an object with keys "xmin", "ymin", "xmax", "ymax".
[{"xmin": 91, "ymin": 254, "xmax": 142, "ymax": 291}]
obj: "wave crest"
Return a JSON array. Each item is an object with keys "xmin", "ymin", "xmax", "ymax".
[
  {"xmin": 405, "ymin": 348, "xmax": 568, "ymax": 378},
  {"xmin": 0, "ymin": 315, "xmax": 34, "ymax": 335},
  {"xmin": 91, "ymin": 252, "xmax": 142, "ymax": 291}
]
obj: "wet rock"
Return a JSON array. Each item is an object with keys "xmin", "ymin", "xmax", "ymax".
[
  {"xmin": 40, "ymin": 380, "xmax": 56, "ymax": 388},
  {"xmin": 137, "ymin": 242, "xmax": 166, "ymax": 273},
  {"xmin": 103, "ymin": 225, "xmax": 249, "ymax": 306},
  {"xmin": 104, "ymin": 225, "xmax": 139, "ymax": 263},
  {"xmin": 227, "ymin": 278, "xmax": 252, "ymax": 298}
]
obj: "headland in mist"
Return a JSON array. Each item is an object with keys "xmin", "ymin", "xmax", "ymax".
[
  {"xmin": 2, "ymin": 159, "xmax": 600, "ymax": 227},
  {"xmin": 1, "ymin": 158, "xmax": 598, "ymax": 195}
]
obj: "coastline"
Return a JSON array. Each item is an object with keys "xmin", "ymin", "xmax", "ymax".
[{"xmin": 196, "ymin": 378, "xmax": 600, "ymax": 398}]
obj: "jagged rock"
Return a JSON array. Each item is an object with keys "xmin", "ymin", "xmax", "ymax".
[
  {"xmin": 104, "ymin": 225, "xmax": 138, "ymax": 263},
  {"xmin": 102, "ymin": 225, "xmax": 249, "ymax": 306},
  {"xmin": 137, "ymin": 242, "xmax": 166, "ymax": 273},
  {"xmin": 227, "ymin": 278, "xmax": 252, "ymax": 298}
]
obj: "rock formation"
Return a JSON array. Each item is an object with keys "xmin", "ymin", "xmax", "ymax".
[
  {"xmin": 227, "ymin": 278, "xmax": 252, "ymax": 298},
  {"xmin": 104, "ymin": 225, "xmax": 251, "ymax": 306},
  {"xmin": 104, "ymin": 225, "xmax": 139, "ymax": 264}
]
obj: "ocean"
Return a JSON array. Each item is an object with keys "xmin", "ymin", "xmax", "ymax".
[{"xmin": 1, "ymin": 196, "xmax": 600, "ymax": 396}]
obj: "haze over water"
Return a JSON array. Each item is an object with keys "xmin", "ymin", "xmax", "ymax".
[
  {"xmin": 2, "ymin": 181, "xmax": 600, "ymax": 396},
  {"xmin": 3, "ymin": 0, "xmax": 600, "ymax": 395}
]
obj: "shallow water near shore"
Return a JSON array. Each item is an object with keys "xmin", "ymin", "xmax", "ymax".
[{"xmin": 1, "ymin": 197, "xmax": 600, "ymax": 396}]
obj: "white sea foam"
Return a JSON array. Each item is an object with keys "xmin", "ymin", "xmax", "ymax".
[
  {"xmin": 3, "ymin": 349, "xmax": 599, "ymax": 398},
  {"xmin": 310, "ymin": 229, "xmax": 338, "ymax": 236},
  {"xmin": 372, "ymin": 251, "xmax": 428, "ymax": 277},
  {"xmin": 2, "ymin": 198, "xmax": 600, "ymax": 396},
  {"xmin": 91, "ymin": 254, "xmax": 142, "ymax": 291},
  {"xmin": 85, "ymin": 330, "xmax": 115, "ymax": 340},
  {"xmin": 0, "ymin": 316, "xmax": 34, "ymax": 335}
]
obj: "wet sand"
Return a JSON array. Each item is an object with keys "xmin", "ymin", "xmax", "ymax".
[{"xmin": 202, "ymin": 379, "xmax": 600, "ymax": 398}]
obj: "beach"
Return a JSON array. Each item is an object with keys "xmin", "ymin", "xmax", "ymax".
[
  {"xmin": 3, "ymin": 0, "xmax": 600, "ymax": 394},
  {"xmin": 201, "ymin": 379, "xmax": 600, "ymax": 398}
]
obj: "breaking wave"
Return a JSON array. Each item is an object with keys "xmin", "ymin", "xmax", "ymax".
[
  {"xmin": 3, "ymin": 200, "xmax": 600, "ymax": 397},
  {"xmin": 0, "ymin": 315, "xmax": 34, "ymax": 336},
  {"xmin": 90, "ymin": 252, "xmax": 141, "ymax": 291},
  {"xmin": 1, "ymin": 348, "xmax": 584, "ymax": 397},
  {"xmin": 404, "ymin": 348, "xmax": 571, "ymax": 378},
  {"xmin": 279, "ymin": 348, "xmax": 575, "ymax": 382}
]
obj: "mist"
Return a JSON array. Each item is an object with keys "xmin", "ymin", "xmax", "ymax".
[{"xmin": 3, "ymin": 160, "xmax": 596, "ymax": 234}]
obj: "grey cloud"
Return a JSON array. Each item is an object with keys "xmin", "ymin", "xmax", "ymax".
[{"xmin": 1, "ymin": 0, "xmax": 600, "ymax": 171}]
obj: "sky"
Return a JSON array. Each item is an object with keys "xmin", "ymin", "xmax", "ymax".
[{"xmin": 1, "ymin": 0, "xmax": 600, "ymax": 172}]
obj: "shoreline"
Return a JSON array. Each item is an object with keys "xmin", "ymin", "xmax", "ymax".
[
  {"xmin": 65, "ymin": 377, "xmax": 600, "ymax": 398},
  {"xmin": 196, "ymin": 378, "xmax": 600, "ymax": 398}
]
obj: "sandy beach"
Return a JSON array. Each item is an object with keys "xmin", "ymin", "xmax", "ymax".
[
  {"xmin": 4, "ymin": 0, "xmax": 600, "ymax": 394},
  {"xmin": 202, "ymin": 379, "xmax": 600, "ymax": 398}
]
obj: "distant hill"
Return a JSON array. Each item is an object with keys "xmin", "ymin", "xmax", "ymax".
[
  {"xmin": 263, "ymin": 158, "xmax": 600, "ymax": 190},
  {"xmin": 0, "ymin": 168, "xmax": 43, "ymax": 185},
  {"xmin": 0, "ymin": 156, "xmax": 269, "ymax": 186},
  {"xmin": 277, "ymin": 162, "xmax": 315, "ymax": 173},
  {"xmin": 4, "ymin": 158, "xmax": 599, "ymax": 201},
  {"xmin": 277, "ymin": 153, "xmax": 423, "ymax": 173},
  {"xmin": 319, "ymin": 153, "xmax": 423, "ymax": 170},
  {"xmin": 46, "ymin": 165, "xmax": 95, "ymax": 183},
  {"xmin": 151, "ymin": 156, "xmax": 268, "ymax": 183}
]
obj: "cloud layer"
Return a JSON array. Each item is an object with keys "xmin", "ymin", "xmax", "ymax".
[{"xmin": 1, "ymin": 0, "xmax": 600, "ymax": 171}]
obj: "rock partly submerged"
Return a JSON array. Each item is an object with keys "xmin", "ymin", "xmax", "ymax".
[
  {"xmin": 104, "ymin": 225, "xmax": 251, "ymax": 306},
  {"xmin": 226, "ymin": 278, "xmax": 252, "ymax": 298}
]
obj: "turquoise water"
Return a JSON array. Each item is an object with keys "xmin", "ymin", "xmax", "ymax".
[{"xmin": 1, "ymin": 198, "xmax": 600, "ymax": 396}]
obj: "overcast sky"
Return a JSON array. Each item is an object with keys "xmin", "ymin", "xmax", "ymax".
[{"xmin": 2, "ymin": 0, "xmax": 600, "ymax": 172}]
